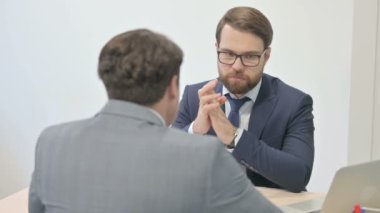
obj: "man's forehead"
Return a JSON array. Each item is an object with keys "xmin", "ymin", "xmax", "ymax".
[{"xmin": 218, "ymin": 25, "xmax": 265, "ymax": 52}]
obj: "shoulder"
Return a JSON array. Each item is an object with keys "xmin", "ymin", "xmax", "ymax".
[
  {"xmin": 184, "ymin": 79, "xmax": 214, "ymax": 93},
  {"xmin": 36, "ymin": 118, "xmax": 91, "ymax": 148},
  {"xmin": 264, "ymin": 74, "xmax": 312, "ymax": 103},
  {"xmin": 165, "ymin": 127, "xmax": 225, "ymax": 154},
  {"xmin": 187, "ymin": 80, "xmax": 211, "ymax": 88},
  {"xmin": 168, "ymin": 127, "xmax": 221, "ymax": 146}
]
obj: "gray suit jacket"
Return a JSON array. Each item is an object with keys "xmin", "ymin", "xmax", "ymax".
[{"xmin": 29, "ymin": 100, "xmax": 281, "ymax": 213}]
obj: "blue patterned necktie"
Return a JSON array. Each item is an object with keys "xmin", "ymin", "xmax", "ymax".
[{"xmin": 226, "ymin": 94, "xmax": 251, "ymax": 128}]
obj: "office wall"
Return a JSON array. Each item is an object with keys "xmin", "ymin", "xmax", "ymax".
[{"xmin": 0, "ymin": 0, "xmax": 354, "ymax": 198}]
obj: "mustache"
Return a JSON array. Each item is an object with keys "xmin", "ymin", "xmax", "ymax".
[{"xmin": 226, "ymin": 73, "xmax": 247, "ymax": 79}]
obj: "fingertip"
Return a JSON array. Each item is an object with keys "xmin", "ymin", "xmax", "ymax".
[{"xmin": 218, "ymin": 98, "xmax": 227, "ymax": 105}]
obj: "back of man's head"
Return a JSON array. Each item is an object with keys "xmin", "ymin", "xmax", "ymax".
[{"xmin": 98, "ymin": 29, "xmax": 183, "ymax": 106}]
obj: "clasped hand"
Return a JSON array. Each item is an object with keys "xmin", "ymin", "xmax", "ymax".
[{"xmin": 192, "ymin": 79, "xmax": 236, "ymax": 145}]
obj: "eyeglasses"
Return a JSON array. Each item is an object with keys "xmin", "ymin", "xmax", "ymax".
[{"xmin": 217, "ymin": 49, "xmax": 266, "ymax": 67}]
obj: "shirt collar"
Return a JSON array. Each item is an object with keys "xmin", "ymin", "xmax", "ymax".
[
  {"xmin": 148, "ymin": 108, "xmax": 166, "ymax": 126},
  {"xmin": 99, "ymin": 99, "xmax": 166, "ymax": 126}
]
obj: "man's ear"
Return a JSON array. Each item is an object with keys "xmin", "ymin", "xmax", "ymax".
[
  {"xmin": 167, "ymin": 74, "xmax": 179, "ymax": 100},
  {"xmin": 264, "ymin": 47, "xmax": 271, "ymax": 63}
]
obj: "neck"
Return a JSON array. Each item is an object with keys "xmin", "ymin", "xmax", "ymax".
[{"xmin": 233, "ymin": 93, "xmax": 244, "ymax": 98}]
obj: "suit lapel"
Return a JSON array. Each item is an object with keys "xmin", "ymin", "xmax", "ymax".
[
  {"xmin": 248, "ymin": 75, "xmax": 277, "ymax": 138},
  {"xmin": 216, "ymin": 80, "xmax": 225, "ymax": 112}
]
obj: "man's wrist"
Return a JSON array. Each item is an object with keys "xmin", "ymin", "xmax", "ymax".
[
  {"xmin": 226, "ymin": 127, "xmax": 238, "ymax": 149},
  {"xmin": 191, "ymin": 121, "xmax": 207, "ymax": 135}
]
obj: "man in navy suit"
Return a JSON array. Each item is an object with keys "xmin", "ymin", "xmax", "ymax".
[{"xmin": 172, "ymin": 6, "xmax": 315, "ymax": 193}]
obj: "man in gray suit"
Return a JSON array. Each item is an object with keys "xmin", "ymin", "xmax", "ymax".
[{"xmin": 29, "ymin": 29, "xmax": 281, "ymax": 213}]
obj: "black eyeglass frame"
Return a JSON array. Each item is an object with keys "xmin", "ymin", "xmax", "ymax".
[{"xmin": 217, "ymin": 49, "xmax": 266, "ymax": 67}]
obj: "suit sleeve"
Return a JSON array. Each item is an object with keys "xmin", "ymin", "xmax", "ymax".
[
  {"xmin": 233, "ymin": 95, "xmax": 314, "ymax": 192},
  {"xmin": 204, "ymin": 141, "xmax": 281, "ymax": 213},
  {"xmin": 172, "ymin": 85, "xmax": 193, "ymax": 131},
  {"xmin": 29, "ymin": 133, "xmax": 45, "ymax": 213}
]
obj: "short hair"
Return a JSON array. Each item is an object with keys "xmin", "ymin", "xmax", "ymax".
[
  {"xmin": 98, "ymin": 29, "xmax": 183, "ymax": 105},
  {"xmin": 216, "ymin": 7, "xmax": 273, "ymax": 49}
]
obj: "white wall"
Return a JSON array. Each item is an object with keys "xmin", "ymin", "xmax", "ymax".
[{"xmin": 0, "ymin": 0, "xmax": 355, "ymax": 198}]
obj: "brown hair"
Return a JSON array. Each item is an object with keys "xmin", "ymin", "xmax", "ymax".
[
  {"xmin": 216, "ymin": 7, "xmax": 273, "ymax": 49},
  {"xmin": 98, "ymin": 29, "xmax": 183, "ymax": 105}
]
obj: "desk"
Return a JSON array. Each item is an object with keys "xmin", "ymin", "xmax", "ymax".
[
  {"xmin": 257, "ymin": 187, "xmax": 325, "ymax": 206},
  {"xmin": 0, "ymin": 187, "xmax": 325, "ymax": 213}
]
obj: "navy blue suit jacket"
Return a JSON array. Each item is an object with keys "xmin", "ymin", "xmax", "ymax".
[{"xmin": 172, "ymin": 74, "xmax": 314, "ymax": 192}]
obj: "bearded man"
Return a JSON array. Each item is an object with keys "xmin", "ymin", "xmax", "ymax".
[{"xmin": 172, "ymin": 6, "xmax": 315, "ymax": 193}]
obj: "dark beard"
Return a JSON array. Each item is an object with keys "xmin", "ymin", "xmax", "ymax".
[{"xmin": 220, "ymin": 75, "xmax": 257, "ymax": 95}]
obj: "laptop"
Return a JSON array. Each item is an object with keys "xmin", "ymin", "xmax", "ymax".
[{"xmin": 280, "ymin": 160, "xmax": 380, "ymax": 213}]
